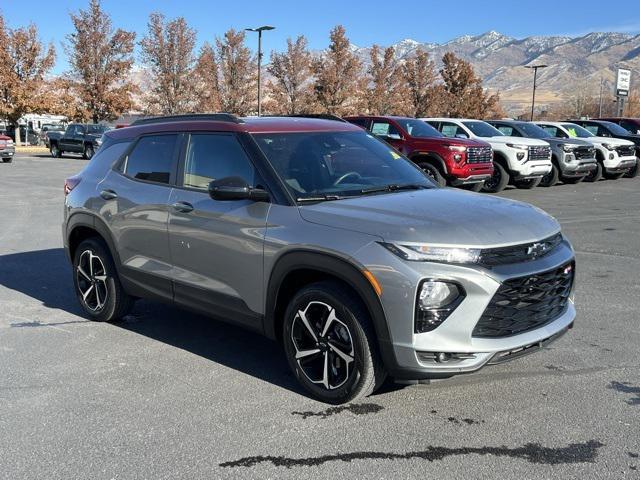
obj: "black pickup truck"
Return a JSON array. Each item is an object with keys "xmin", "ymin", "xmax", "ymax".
[{"xmin": 48, "ymin": 123, "xmax": 110, "ymax": 159}]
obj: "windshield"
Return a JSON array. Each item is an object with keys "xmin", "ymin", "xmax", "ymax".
[
  {"xmin": 395, "ymin": 119, "xmax": 443, "ymax": 138},
  {"xmin": 252, "ymin": 131, "xmax": 434, "ymax": 201},
  {"xmin": 518, "ymin": 122, "xmax": 552, "ymax": 138},
  {"xmin": 600, "ymin": 121, "xmax": 633, "ymax": 136},
  {"xmin": 87, "ymin": 124, "xmax": 109, "ymax": 134},
  {"xmin": 562, "ymin": 123, "xmax": 594, "ymax": 138},
  {"xmin": 462, "ymin": 121, "xmax": 503, "ymax": 137}
]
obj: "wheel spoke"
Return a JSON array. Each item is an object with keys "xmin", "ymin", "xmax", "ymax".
[
  {"xmin": 320, "ymin": 308, "xmax": 337, "ymax": 337},
  {"xmin": 88, "ymin": 253, "xmax": 95, "ymax": 277},
  {"xmin": 328, "ymin": 341, "xmax": 354, "ymax": 364},
  {"xmin": 82, "ymin": 284, "xmax": 94, "ymax": 301},
  {"xmin": 295, "ymin": 348, "xmax": 321, "ymax": 360},
  {"xmin": 321, "ymin": 351, "xmax": 329, "ymax": 389},
  {"xmin": 77, "ymin": 265, "xmax": 91, "ymax": 281},
  {"xmin": 297, "ymin": 310, "xmax": 318, "ymax": 342},
  {"xmin": 94, "ymin": 275, "xmax": 107, "ymax": 282},
  {"xmin": 95, "ymin": 285, "xmax": 102, "ymax": 309}
]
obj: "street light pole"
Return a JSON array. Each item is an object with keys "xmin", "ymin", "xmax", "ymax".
[
  {"xmin": 245, "ymin": 25, "xmax": 275, "ymax": 116},
  {"xmin": 524, "ymin": 64, "xmax": 547, "ymax": 121}
]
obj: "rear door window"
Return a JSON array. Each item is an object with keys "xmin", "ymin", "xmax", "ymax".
[
  {"xmin": 496, "ymin": 125, "xmax": 515, "ymax": 136},
  {"xmin": 124, "ymin": 134, "xmax": 179, "ymax": 184},
  {"xmin": 370, "ymin": 121, "xmax": 401, "ymax": 139},
  {"xmin": 583, "ymin": 125, "xmax": 599, "ymax": 136}
]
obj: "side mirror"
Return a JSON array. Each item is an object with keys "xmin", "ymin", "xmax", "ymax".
[{"xmin": 208, "ymin": 176, "xmax": 270, "ymax": 202}]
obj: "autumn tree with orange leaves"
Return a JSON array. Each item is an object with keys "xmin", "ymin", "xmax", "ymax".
[
  {"xmin": 193, "ymin": 42, "xmax": 221, "ymax": 112},
  {"xmin": 215, "ymin": 29, "xmax": 257, "ymax": 116},
  {"xmin": 0, "ymin": 15, "xmax": 56, "ymax": 144},
  {"xmin": 366, "ymin": 45, "xmax": 408, "ymax": 115},
  {"xmin": 401, "ymin": 50, "xmax": 445, "ymax": 117},
  {"xmin": 65, "ymin": 0, "xmax": 137, "ymax": 123},
  {"xmin": 312, "ymin": 26, "xmax": 364, "ymax": 115},
  {"xmin": 140, "ymin": 13, "xmax": 197, "ymax": 114},
  {"xmin": 266, "ymin": 35, "xmax": 314, "ymax": 114}
]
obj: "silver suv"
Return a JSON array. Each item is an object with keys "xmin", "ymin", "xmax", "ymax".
[{"xmin": 63, "ymin": 114, "xmax": 576, "ymax": 404}]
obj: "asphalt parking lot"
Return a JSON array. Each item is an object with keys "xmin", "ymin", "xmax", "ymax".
[{"xmin": 1, "ymin": 153, "xmax": 639, "ymax": 479}]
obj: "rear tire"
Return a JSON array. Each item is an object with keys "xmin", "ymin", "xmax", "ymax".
[
  {"xmin": 72, "ymin": 238, "xmax": 134, "ymax": 322},
  {"xmin": 283, "ymin": 280, "xmax": 386, "ymax": 404},
  {"xmin": 482, "ymin": 163, "xmax": 509, "ymax": 193},
  {"xmin": 539, "ymin": 164, "xmax": 559, "ymax": 187},
  {"xmin": 583, "ymin": 163, "xmax": 603, "ymax": 182},
  {"xmin": 417, "ymin": 162, "xmax": 445, "ymax": 187},
  {"xmin": 514, "ymin": 177, "xmax": 542, "ymax": 189}
]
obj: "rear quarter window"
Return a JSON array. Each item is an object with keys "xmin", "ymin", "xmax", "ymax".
[{"xmin": 123, "ymin": 134, "xmax": 179, "ymax": 184}]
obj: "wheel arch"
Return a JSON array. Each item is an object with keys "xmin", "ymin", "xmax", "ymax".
[
  {"xmin": 409, "ymin": 151, "xmax": 448, "ymax": 175},
  {"xmin": 492, "ymin": 150, "xmax": 510, "ymax": 170},
  {"xmin": 66, "ymin": 212, "xmax": 121, "ymax": 270},
  {"xmin": 264, "ymin": 250, "xmax": 396, "ymax": 369}
]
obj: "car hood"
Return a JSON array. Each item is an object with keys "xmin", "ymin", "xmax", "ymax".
[
  {"xmin": 299, "ymin": 189, "xmax": 560, "ymax": 247},
  {"xmin": 482, "ymin": 136, "xmax": 550, "ymax": 147},
  {"xmin": 583, "ymin": 136, "xmax": 635, "ymax": 146},
  {"xmin": 546, "ymin": 137, "xmax": 593, "ymax": 147}
]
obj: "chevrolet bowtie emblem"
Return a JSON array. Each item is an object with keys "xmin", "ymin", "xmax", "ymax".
[{"xmin": 527, "ymin": 242, "xmax": 548, "ymax": 257}]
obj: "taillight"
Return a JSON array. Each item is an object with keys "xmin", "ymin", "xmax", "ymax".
[{"xmin": 64, "ymin": 176, "xmax": 82, "ymax": 195}]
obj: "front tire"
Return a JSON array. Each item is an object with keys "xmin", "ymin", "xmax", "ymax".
[
  {"xmin": 2, "ymin": 157, "xmax": 12, "ymax": 163},
  {"xmin": 583, "ymin": 163, "xmax": 603, "ymax": 182},
  {"xmin": 539, "ymin": 164, "xmax": 559, "ymax": 187},
  {"xmin": 73, "ymin": 238, "xmax": 134, "ymax": 322},
  {"xmin": 625, "ymin": 162, "xmax": 638, "ymax": 178},
  {"xmin": 460, "ymin": 182, "xmax": 483, "ymax": 192},
  {"xmin": 283, "ymin": 281, "xmax": 385, "ymax": 404},
  {"xmin": 603, "ymin": 170, "xmax": 624, "ymax": 180},
  {"xmin": 83, "ymin": 144, "xmax": 95, "ymax": 160},
  {"xmin": 50, "ymin": 144, "xmax": 62, "ymax": 158},
  {"xmin": 482, "ymin": 163, "xmax": 509, "ymax": 193},
  {"xmin": 417, "ymin": 162, "xmax": 446, "ymax": 187}
]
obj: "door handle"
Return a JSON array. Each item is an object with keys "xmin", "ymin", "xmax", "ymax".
[
  {"xmin": 172, "ymin": 201, "xmax": 194, "ymax": 213},
  {"xmin": 100, "ymin": 189, "xmax": 118, "ymax": 200}
]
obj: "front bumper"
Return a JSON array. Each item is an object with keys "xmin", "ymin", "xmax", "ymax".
[
  {"xmin": 561, "ymin": 155, "xmax": 597, "ymax": 177},
  {"xmin": 512, "ymin": 159, "xmax": 552, "ymax": 180},
  {"xmin": 604, "ymin": 154, "xmax": 636, "ymax": 173},
  {"xmin": 0, "ymin": 147, "xmax": 15, "ymax": 158},
  {"xmin": 360, "ymin": 237, "xmax": 576, "ymax": 380}
]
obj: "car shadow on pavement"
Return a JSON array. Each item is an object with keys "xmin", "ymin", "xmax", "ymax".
[{"xmin": 0, "ymin": 247, "xmax": 303, "ymax": 397}]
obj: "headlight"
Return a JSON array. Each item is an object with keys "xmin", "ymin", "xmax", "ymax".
[
  {"xmin": 560, "ymin": 144, "xmax": 575, "ymax": 152},
  {"xmin": 506, "ymin": 143, "xmax": 529, "ymax": 150},
  {"xmin": 380, "ymin": 242, "xmax": 481, "ymax": 264},
  {"xmin": 445, "ymin": 145, "xmax": 467, "ymax": 152},
  {"xmin": 95, "ymin": 138, "xmax": 103, "ymax": 146},
  {"xmin": 415, "ymin": 280, "xmax": 465, "ymax": 333},
  {"xmin": 602, "ymin": 143, "xmax": 616, "ymax": 151}
]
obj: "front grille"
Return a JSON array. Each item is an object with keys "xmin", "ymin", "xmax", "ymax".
[
  {"xmin": 574, "ymin": 146, "xmax": 595, "ymax": 160},
  {"xmin": 472, "ymin": 261, "xmax": 575, "ymax": 338},
  {"xmin": 478, "ymin": 233, "xmax": 563, "ymax": 267},
  {"xmin": 528, "ymin": 145, "xmax": 551, "ymax": 161},
  {"xmin": 616, "ymin": 145, "xmax": 635, "ymax": 157},
  {"xmin": 467, "ymin": 146, "xmax": 493, "ymax": 164}
]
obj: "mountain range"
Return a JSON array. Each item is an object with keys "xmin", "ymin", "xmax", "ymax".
[{"xmin": 351, "ymin": 31, "xmax": 640, "ymax": 113}]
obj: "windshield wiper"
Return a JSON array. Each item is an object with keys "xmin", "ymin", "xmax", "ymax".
[
  {"xmin": 296, "ymin": 194, "xmax": 346, "ymax": 203},
  {"xmin": 360, "ymin": 184, "xmax": 429, "ymax": 194}
]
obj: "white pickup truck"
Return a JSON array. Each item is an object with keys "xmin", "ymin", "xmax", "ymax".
[
  {"xmin": 423, "ymin": 118, "xmax": 552, "ymax": 192},
  {"xmin": 535, "ymin": 121, "xmax": 637, "ymax": 182}
]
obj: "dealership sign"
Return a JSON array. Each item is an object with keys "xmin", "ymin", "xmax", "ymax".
[{"xmin": 616, "ymin": 68, "xmax": 631, "ymax": 97}]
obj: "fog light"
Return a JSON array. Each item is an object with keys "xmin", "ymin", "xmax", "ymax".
[
  {"xmin": 517, "ymin": 152, "xmax": 525, "ymax": 160},
  {"xmin": 415, "ymin": 280, "xmax": 465, "ymax": 333},
  {"xmin": 609, "ymin": 153, "xmax": 614, "ymax": 160},
  {"xmin": 453, "ymin": 153, "xmax": 463, "ymax": 162}
]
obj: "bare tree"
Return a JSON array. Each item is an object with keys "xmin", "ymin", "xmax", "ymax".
[
  {"xmin": 216, "ymin": 29, "xmax": 257, "ymax": 115},
  {"xmin": 66, "ymin": 0, "xmax": 137, "ymax": 123},
  {"xmin": 367, "ymin": 45, "xmax": 407, "ymax": 115},
  {"xmin": 265, "ymin": 35, "xmax": 314, "ymax": 114},
  {"xmin": 0, "ymin": 15, "xmax": 56, "ymax": 144},
  {"xmin": 401, "ymin": 50, "xmax": 444, "ymax": 117},
  {"xmin": 140, "ymin": 13, "xmax": 196, "ymax": 114},
  {"xmin": 312, "ymin": 25, "xmax": 364, "ymax": 115},
  {"xmin": 439, "ymin": 52, "xmax": 502, "ymax": 118},
  {"xmin": 193, "ymin": 42, "xmax": 221, "ymax": 112}
]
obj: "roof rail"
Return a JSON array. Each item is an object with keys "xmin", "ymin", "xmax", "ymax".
[
  {"xmin": 131, "ymin": 113, "xmax": 244, "ymax": 126},
  {"xmin": 273, "ymin": 114, "xmax": 348, "ymax": 123}
]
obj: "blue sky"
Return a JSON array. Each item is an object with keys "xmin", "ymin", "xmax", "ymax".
[{"xmin": 2, "ymin": 0, "xmax": 640, "ymax": 74}]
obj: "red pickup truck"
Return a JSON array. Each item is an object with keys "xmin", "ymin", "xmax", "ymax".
[{"xmin": 345, "ymin": 116, "xmax": 493, "ymax": 190}]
